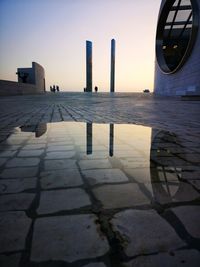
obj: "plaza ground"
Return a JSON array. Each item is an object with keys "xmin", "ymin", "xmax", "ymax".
[{"xmin": 0, "ymin": 92, "xmax": 199, "ymax": 267}]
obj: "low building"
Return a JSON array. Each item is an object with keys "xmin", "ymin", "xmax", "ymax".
[{"xmin": 0, "ymin": 62, "xmax": 46, "ymax": 96}]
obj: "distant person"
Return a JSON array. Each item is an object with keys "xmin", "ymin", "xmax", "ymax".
[
  {"xmin": 50, "ymin": 86, "xmax": 53, "ymax": 92},
  {"xmin": 84, "ymin": 87, "xmax": 86, "ymax": 92},
  {"xmin": 56, "ymin": 85, "xmax": 59, "ymax": 92},
  {"xmin": 94, "ymin": 86, "xmax": 98, "ymax": 93},
  {"xmin": 53, "ymin": 85, "xmax": 56, "ymax": 93}
]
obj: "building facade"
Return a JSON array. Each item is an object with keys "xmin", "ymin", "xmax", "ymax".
[
  {"xmin": 0, "ymin": 62, "xmax": 46, "ymax": 96},
  {"xmin": 154, "ymin": 0, "xmax": 200, "ymax": 96}
]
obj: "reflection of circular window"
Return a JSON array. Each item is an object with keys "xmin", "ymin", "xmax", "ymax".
[{"xmin": 156, "ymin": 0, "xmax": 199, "ymax": 74}]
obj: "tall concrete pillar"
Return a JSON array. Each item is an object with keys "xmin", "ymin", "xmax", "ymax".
[
  {"xmin": 86, "ymin": 41, "xmax": 92, "ymax": 92},
  {"xmin": 110, "ymin": 39, "xmax": 116, "ymax": 92}
]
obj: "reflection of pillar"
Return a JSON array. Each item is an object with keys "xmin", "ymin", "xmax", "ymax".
[
  {"xmin": 86, "ymin": 123, "xmax": 93, "ymax": 154},
  {"xmin": 109, "ymin": 124, "xmax": 114, "ymax": 156},
  {"xmin": 110, "ymin": 39, "xmax": 116, "ymax": 92},
  {"xmin": 86, "ymin": 40, "xmax": 92, "ymax": 92}
]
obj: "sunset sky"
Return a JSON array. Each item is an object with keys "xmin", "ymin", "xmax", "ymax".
[{"xmin": 0, "ymin": 0, "xmax": 161, "ymax": 92}]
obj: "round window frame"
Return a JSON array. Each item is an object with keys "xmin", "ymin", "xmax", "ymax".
[{"xmin": 156, "ymin": 0, "xmax": 199, "ymax": 74}]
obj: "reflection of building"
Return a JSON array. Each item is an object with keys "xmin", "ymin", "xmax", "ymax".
[
  {"xmin": 0, "ymin": 61, "xmax": 46, "ymax": 96},
  {"xmin": 20, "ymin": 123, "xmax": 47, "ymax": 138},
  {"xmin": 154, "ymin": 0, "xmax": 200, "ymax": 96},
  {"xmin": 150, "ymin": 129, "xmax": 198, "ymax": 204},
  {"xmin": 17, "ymin": 62, "xmax": 46, "ymax": 92}
]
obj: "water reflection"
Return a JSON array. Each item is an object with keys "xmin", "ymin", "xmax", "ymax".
[
  {"xmin": 86, "ymin": 123, "xmax": 92, "ymax": 155},
  {"xmin": 0, "ymin": 122, "xmax": 199, "ymax": 206},
  {"xmin": 20, "ymin": 123, "xmax": 47, "ymax": 138}
]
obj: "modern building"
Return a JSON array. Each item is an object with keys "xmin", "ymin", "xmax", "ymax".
[
  {"xmin": 16, "ymin": 62, "xmax": 46, "ymax": 92},
  {"xmin": 154, "ymin": 0, "xmax": 200, "ymax": 96},
  {"xmin": 0, "ymin": 62, "xmax": 46, "ymax": 96}
]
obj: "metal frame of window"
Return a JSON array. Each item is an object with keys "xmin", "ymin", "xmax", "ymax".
[{"xmin": 156, "ymin": 0, "xmax": 199, "ymax": 74}]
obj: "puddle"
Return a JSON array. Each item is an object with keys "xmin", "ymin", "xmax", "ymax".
[{"xmin": 0, "ymin": 122, "xmax": 199, "ymax": 207}]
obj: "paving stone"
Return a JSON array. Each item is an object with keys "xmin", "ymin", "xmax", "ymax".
[
  {"xmin": 0, "ymin": 193, "xmax": 35, "ymax": 211},
  {"xmin": 0, "ymin": 158, "xmax": 8, "ymax": 166},
  {"xmin": 83, "ymin": 169, "xmax": 129, "ymax": 185},
  {"xmin": 46, "ymin": 145, "xmax": 74, "ymax": 151},
  {"xmin": 189, "ymin": 180, "xmax": 200, "ymax": 190},
  {"xmin": 93, "ymin": 184, "xmax": 150, "ymax": 209},
  {"xmin": 37, "ymin": 189, "xmax": 91, "ymax": 214},
  {"xmin": 79, "ymin": 159, "xmax": 112, "ymax": 170},
  {"xmin": 111, "ymin": 209, "xmax": 185, "ymax": 257},
  {"xmin": 6, "ymin": 158, "xmax": 40, "ymax": 167},
  {"xmin": 82, "ymin": 263, "xmax": 106, "ymax": 267},
  {"xmin": 0, "ymin": 178, "xmax": 37, "ymax": 194},
  {"xmin": 170, "ymin": 206, "xmax": 200, "ymax": 238},
  {"xmin": 0, "ymin": 167, "xmax": 38, "ymax": 178},
  {"xmin": 40, "ymin": 168, "xmax": 83, "ymax": 189},
  {"xmin": 0, "ymin": 211, "xmax": 31, "ymax": 252},
  {"xmin": 151, "ymin": 181, "xmax": 200, "ymax": 204},
  {"xmin": 22, "ymin": 144, "xmax": 46, "ymax": 150},
  {"xmin": 0, "ymin": 150, "xmax": 16, "ymax": 157},
  {"xmin": 18, "ymin": 149, "xmax": 44, "ymax": 157},
  {"xmin": 31, "ymin": 214, "xmax": 109, "ymax": 262},
  {"xmin": 120, "ymin": 158, "xmax": 150, "ymax": 168},
  {"xmin": 45, "ymin": 151, "xmax": 76, "ymax": 159},
  {"xmin": 44, "ymin": 159, "xmax": 77, "ymax": 170},
  {"xmin": 79, "ymin": 151, "xmax": 108, "ymax": 160},
  {"xmin": 123, "ymin": 250, "xmax": 200, "ymax": 267},
  {"xmin": 124, "ymin": 167, "xmax": 151, "ymax": 183},
  {"xmin": 0, "ymin": 253, "xmax": 21, "ymax": 267}
]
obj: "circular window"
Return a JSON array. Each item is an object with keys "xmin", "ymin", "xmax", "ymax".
[{"xmin": 156, "ymin": 0, "xmax": 199, "ymax": 74}]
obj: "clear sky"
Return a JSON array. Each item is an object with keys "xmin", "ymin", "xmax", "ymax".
[{"xmin": 0, "ymin": 0, "xmax": 161, "ymax": 92}]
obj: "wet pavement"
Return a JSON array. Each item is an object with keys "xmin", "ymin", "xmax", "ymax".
[{"xmin": 0, "ymin": 93, "xmax": 200, "ymax": 267}]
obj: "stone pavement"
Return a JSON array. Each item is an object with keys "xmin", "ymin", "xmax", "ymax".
[{"xmin": 0, "ymin": 92, "xmax": 199, "ymax": 267}]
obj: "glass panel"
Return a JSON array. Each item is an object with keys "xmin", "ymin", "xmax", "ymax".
[{"xmin": 167, "ymin": 11, "xmax": 176, "ymax": 22}]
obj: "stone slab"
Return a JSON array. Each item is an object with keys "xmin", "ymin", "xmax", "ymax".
[
  {"xmin": 0, "ymin": 254, "xmax": 21, "ymax": 267},
  {"xmin": 0, "ymin": 193, "xmax": 35, "ymax": 211},
  {"xmin": 79, "ymin": 159, "xmax": 112, "ymax": 170},
  {"xmin": 37, "ymin": 189, "xmax": 91, "ymax": 214},
  {"xmin": 0, "ymin": 150, "xmax": 16, "ymax": 157},
  {"xmin": 170, "ymin": 206, "xmax": 200, "ymax": 238},
  {"xmin": 46, "ymin": 145, "xmax": 74, "ymax": 151},
  {"xmin": 45, "ymin": 151, "xmax": 76, "ymax": 159},
  {"xmin": 40, "ymin": 168, "xmax": 83, "ymax": 189},
  {"xmin": 0, "ymin": 167, "xmax": 38, "ymax": 179},
  {"xmin": 93, "ymin": 184, "xmax": 150, "ymax": 209},
  {"xmin": 83, "ymin": 169, "xmax": 129, "ymax": 185},
  {"xmin": 0, "ymin": 158, "xmax": 8, "ymax": 166},
  {"xmin": 123, "ymin": 249, "xmax": 200, "ymax": 267},
  {"xmin": 6, "ymin": 158, "xmax": 40, "ymax": 167},
  {"xmin": 31, "ymin": 214, "xmax": 109, "ymax": 262},
  {"xmin": 83, "ymin": 263, "xmax": 106, "ymax": 267},
  {"xmin": 0, "ymin": 178, "xmax": 37, "ymax": 194},
  {"xmin": 0, "ymin": 211, "xmax": 31, "ymax": 252},
  {"xmin": 124, "ymin": 167, "xmax": 151, "ymax": 183},
  {"xmin": 111, "ymin": 209, "xmax": 185, "ymax": 257},
  {"xmin": 44, "ymin": 159, "xmax": 77, "ymax": 171},
  {"xmin": 18, "ymin": 149, "xmax": 44, "ymax": 157}
]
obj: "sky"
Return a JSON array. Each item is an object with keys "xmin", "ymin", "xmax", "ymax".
[{"xmin": 0, "ymin": 0, "xmax": 161, "ymax": 92}]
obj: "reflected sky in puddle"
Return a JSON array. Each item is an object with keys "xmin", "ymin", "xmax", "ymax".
[{"xmin": 0, "ymin": 122, "xmax": 199, "ymax": 208}]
